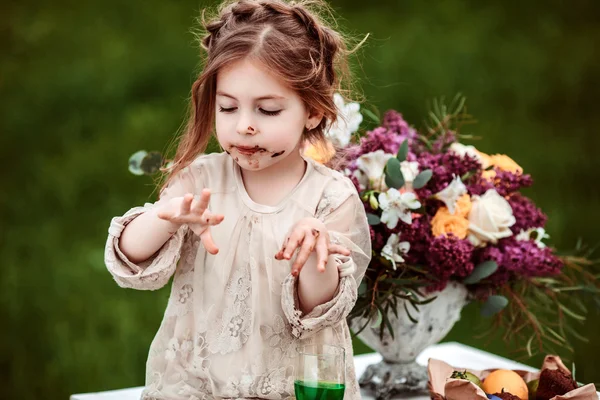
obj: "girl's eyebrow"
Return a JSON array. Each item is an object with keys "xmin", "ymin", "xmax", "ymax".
[{"xmin": 216, "ymin": 91, "xmax": 286, "ymax": 101}]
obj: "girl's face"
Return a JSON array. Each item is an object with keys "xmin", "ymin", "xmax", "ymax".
[{"xmin": 215, "ymin": 58, "xmax": 321, "ymax": 171}]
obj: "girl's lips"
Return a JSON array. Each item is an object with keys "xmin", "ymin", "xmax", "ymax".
[{"xmin": 235, "ymin": 146, "xmax": 264, "ymax": 155}]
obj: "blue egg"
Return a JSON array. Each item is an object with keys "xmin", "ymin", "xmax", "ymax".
[{"xmin": 487, "ymin": 395, "xmax": 502, "ymax": 400}]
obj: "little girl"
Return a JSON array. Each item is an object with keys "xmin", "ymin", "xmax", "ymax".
[{"xmin": 104, "ymin": 1, "xmax": 371, "ymax": 399}]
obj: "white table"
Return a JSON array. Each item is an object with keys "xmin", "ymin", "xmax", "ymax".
[{"xmin": 70, "ymin": 341, "xmax": 589, "ymax": 400}]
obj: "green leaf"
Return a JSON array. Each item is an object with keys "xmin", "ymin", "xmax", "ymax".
[
  {"xmin": 366, "ymin": 213, "xmax": 380, "ymax": 225},
  {"xmin": 358, "ymin": 281, "xmax": 368, "ymax": 296},
  {"xmin": 481, "ymin": 295, "xmax": 509, "ymax": 317},
  {"xmin": 463, "ymin": 261, "xmax": 499, "ymax": 284},
  {"xmin": 397, "ymin": 139, "xmax": 409, "ymax": 162},
  {"xmin": 384, "ymin": 158, "xmax": 405, "ymax": 189},
  {"xmin": 559, "ymin": 304, "xmax": 586, "ymax": 321},
  {"xmin": 526, "ymin": 334, "xmax": 535, "ymax": 357},
  {"xmin": 363, "ymin": 108, "xmax": 380, "ymax": 124},
  {"xmin": 382, "ymin": 310, "xmax": 395, "ymax": 339},
  {"xmin": 370, "ymin": 308, "xmax": 383, "ymax": 328},
  {"xmin": 403, "ymin": 302, "xmax": 419, "ymax": 323},
  {"xmin": 128, "ymin": 150, "xmax": 148, "ymax": 175},
  {"xmin": 412, "ymin": 169, "xmax": 433, "ymax": 189}
]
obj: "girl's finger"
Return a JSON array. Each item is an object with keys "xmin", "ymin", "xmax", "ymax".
[
  {"xmin": 315, "ymin": 236, "xmax": 329, "ymax": 272},
  {"xmin": 291, "ymin": 231, "xmax": 316, "ymax": 276},
  {"xmin": 283, "ymin": 229, "xmax": 305, "ymax": 260},
  {"xmin": 192, "ymin": 189, "xmax": 211, "ymax": 216},
  {"xmin": 328, "ymin": 243, "xmax": 351, "ymax": 256},
  {"xmin": 202, "ymin": 212, "xmax": 225, "ymax": 226},
  {"xmin": 200, "ymin": 228, "xmax": 219, "ymax": 255},
  {"xmin": 180, "ymin": 193, "xmax": 194, "ymax": 215}
]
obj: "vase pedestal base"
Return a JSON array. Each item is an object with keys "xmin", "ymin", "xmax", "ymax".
[{"xmin": 358, "ymin": 360, "xmax": 428, "ymax": 400}]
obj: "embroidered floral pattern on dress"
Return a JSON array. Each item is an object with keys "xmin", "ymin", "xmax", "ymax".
[{"xmin": 207, "ymin": 264, "xmax": 253, "ymax": 355}]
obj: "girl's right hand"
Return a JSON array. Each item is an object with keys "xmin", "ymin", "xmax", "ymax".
[{"xmin": 157, "ymin": 189, "xmax": 224, "ymax": 254}]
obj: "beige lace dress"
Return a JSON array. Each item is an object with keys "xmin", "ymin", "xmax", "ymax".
[{"xmin": 105, "ymin": 152, "xmax": 372, "ymax": 400}]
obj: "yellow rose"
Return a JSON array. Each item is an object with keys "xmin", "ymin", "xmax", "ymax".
[
  {"xmin": 489, "ymin": 154, "xmax": 523, "ymax": 174},
  {"xmin": 455, "ymin": 194, "xmax": 472, "ymax": 218},
  {"xmin": 431, "ymin": 207, "xmax": 470, "ymax": 239},
  {"xmin": 303, "ymin": 140, "xmax": 336, "ymax": 164},
  {"xmin": 475, "ymin": 150, "xmax": 492, "ymax": 169}
]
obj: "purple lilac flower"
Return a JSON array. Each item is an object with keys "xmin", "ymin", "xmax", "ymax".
[
  {"xmin": 499, "ymin": 238, "xmax": 563, "ymax": 277},
  {"xmin": 414, "ymin": 152, "xmax": 481, "ymax": 199},
  {"xmin": 468, "ymin": 169, "xmax": 533, "ymax": 197},
  {"xmin": 358, "ymin": 127, "xmax": 403, "ymax": 155},
  {"xmin": 431, "ymin": 130, "xmax": 457, "ymax": 153},
  {"xmin": 397, "ymin": 215, "xmax": 433, "ymax": 267},
  {"xmin": 369, "ymin": 226, "xmax": 386, "ymax": 252},
  {"xmin": 382, "ymin": 110, "xmax": 418, "ymax": 145},
  {"xmin": 425, "ymin": 234, "xmax": 475, "ymax": 292},
  {"xmin": 508, "ymin": 194, "xmax": 548, "ymax": 234}
]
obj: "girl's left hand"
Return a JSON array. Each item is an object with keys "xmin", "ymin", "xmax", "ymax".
[{"xmin": 275, "ymin": 217, "xmax": 351, "ymax": 277}]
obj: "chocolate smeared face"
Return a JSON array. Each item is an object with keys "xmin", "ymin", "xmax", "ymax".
[{"xmin": 215, "ymin": 58, "xmax": 320, "ymax": 172}]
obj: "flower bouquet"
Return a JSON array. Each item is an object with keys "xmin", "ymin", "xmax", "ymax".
[{"xmin": 302, "ymin": 93, "xmax": 599, "ymax": 362}]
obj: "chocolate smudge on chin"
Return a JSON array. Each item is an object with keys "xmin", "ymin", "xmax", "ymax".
[{"xmin": 271, "ymin": 150, "xmax": 285, "ymax": 158}]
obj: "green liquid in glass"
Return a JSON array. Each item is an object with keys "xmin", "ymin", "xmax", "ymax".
[{"xmin": 294, "ymin": 380, "xmax": 345, "ymax": 400}]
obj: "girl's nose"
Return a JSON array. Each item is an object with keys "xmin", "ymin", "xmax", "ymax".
[{"xmin": 236, "ymin": 113, "xmax": 258, "ymax": 136}]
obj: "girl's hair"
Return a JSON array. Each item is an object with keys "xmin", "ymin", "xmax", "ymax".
[{"xmin": 161, "ymin": 0, "xmax": 360, "ymax": 192}]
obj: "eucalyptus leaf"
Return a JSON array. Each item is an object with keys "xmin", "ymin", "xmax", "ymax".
[
  {"xmin": 128, "ymin": 150, "xmax": 148, "ymax": 176},
  {"xmin": 358, "ymin": 281, "xmax": 368, "ymax": 296},
  {"xmin": 366, "ymin": 213, "xmax": 380, "ymax": 225},
  {"xmin": 481, "ymin": 295, "xmax": 509, "ymax": 317},
  {"xmin": 397, "ymin": 139, "xmax": 409, "ymax": 162},
  {"xmin": 385, "ymin": 157, "xmax": 405, "ymax": 189},
  {"xmin": 464, "ymin": 261, "xmax": 498, "ymax": 284},
  {"xmin": 412, "ymin": 169, "xmax": 432, "ymax": 189}
]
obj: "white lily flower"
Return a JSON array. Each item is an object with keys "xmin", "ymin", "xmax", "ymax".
[
  {"xmin": 355, "ymin": 150, "xmax": 393, "ymax": 192},
  {"xmin": 449, "ymin": 142, "xmax": 488, "ymax": 168},
  {"xmin": 516, "ymin": 227, "xmax": 549, "ymax": 248},
  {"xmin": 378, "ymin": 188, "xmax": 421, "ymax": 229},
  {"xmin": 400, "ymin": 161, "xmax": 420, "ymax": 190},
  {"xmin": 324, "ymin": 93, "xmax": 363, "ymax": 147},
  {"xmin": 381, "ymin": 233, "xmax": 411, "ymax": 270},
  {"xmin": 434, "ymin": 175, "xmax": 468, "ymax": 215}
]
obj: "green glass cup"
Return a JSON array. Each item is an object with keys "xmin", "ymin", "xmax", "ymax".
[{"xmin": 294, "ymin": 344, "xmax": 346, "ymax": 400}]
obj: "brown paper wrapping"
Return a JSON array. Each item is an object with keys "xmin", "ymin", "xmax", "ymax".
[{"xmin": 427, "ymin": 355, "xmax": 598, "ymax": 400}]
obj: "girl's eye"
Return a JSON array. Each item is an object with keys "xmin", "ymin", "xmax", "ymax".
[
  {"xmin": 219, "ymin": 106, "xmax": 237, "ymax": 113},
  {"xmin": 260, "ymin": 108, "xmax": 281, "ymax": 116}
]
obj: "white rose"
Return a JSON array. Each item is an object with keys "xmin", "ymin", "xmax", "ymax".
[
  {"xmin": 433, "ymin": 175, "xmax": 467, "ymax": 215},
  {"xmin": 468, "ymin": 189, "xmax": 516, "ymax": 246},
  {"xmin": 449, "ymin": 142, "xmax": 488, "ymax": 168},
  {"xmin": 355, "ymin": 150, "xmax": 393, "ymax": 192}
]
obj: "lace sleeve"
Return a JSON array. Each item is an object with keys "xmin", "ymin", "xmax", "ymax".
[
  {"xmin": 281, "ymin": 184, "xmax": 372, "ymax": 339},
  {"xmin": 104, "ymin": 165, "xmax": 199, "ymax": 290}
]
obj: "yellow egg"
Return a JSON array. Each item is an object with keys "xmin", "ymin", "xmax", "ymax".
[{"xmin": 482, "ymin": 369, "xmax": 529, "ymax": 400}]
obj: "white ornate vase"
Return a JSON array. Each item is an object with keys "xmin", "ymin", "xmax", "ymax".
[{"xmin": 349, "ymin": 281, "xmax": 469, "ymax": 400}]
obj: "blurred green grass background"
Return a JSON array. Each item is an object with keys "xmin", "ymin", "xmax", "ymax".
[{"xmin": 1, "ymin": 0, "xmax": 598, "ymax": 398}]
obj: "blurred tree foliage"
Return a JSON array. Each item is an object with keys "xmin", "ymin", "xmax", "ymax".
[{"xmin": 1, "ymin": 0, "xmax": 598, "ymax": 398}]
